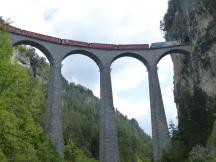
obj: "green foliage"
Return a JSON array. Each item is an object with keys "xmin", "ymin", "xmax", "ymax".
[
  {"xmin": 63, "ymin": 80, "xmax": 153, "ymax": 162},
  {"xmin": 188, "ymin": 154, "xmax": 209, "ymax": 162},
  {"xmin": 177, "ymin": 87, "xmax": 214, "ymax": 146},
  {"xmin": 160, "ymin": 0, "xmax": 190, "ymax": 42},
  {"xmin": 0, "ymin": 30, "xmax": 12, "ymax": 63},
  {"xmin": 0, "ymin": 16, "xmax": 4, "ymax": 24},
  {"xmin": 161, "ymin": 87, "xmax": 216, "ymax": 162},
  {"xmin": 203, "ymin": 0, "xmax": 216, "ymax": 18},
  {"xmin": 15, "ymin": 45, "xmax": 30, "ymax": 55},
  {"xmin": 0, "ymin": 16, "xmax": 12, "ymax": 25},
  {"xmin": 0, "ymin": 29, "xmax": 61, "ymax": 162},
  {"xmin": 186, "ymin": 145, "xmax": 215, "ymax": 162},
  {"xmin": 117, "ymin": 115, "xmax": 152, "ymax": 162},
  {"xmin": 63, "ymin": 81, "xmax": 100, "ymax": 160},
  {"xmin": 65, "ymin": 139, "xmax": 98, "ymax": 162},
  {"xmin": 160, "ymin": 0, "xmax": 181, "ymax": 33}
]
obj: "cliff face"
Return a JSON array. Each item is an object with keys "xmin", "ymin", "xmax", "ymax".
[
  {"xmin": 161, "ymin": 0, "xmax": 216, "ymax": 110},
  {"xmin": 160, "ymin": 0, "xmax": 216, "ymax": 160},
  {"xmin": 11, "ymin": 47, "xmax": 50, "ymax": 79}
]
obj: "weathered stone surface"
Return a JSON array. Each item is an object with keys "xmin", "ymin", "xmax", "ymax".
[
  {"xmin": 99, "ymin": 64, "xmax": 120, "ymax": 162},
  {"xmin": 148, "ymin": 65, "xmax": 171, "ymax": 162},
  {"xmin": 45, "ymin": 61, "xmax": 64, "ymax": 158}
]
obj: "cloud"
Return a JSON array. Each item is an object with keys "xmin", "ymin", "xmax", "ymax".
[
  {"xmin": 0, "ymin": 0, "xmax": 174, "ymax": 135},
  {"xmin": 43, "ymin": 8, "xmax": 58, "ymax": 21},
  {"xmin": 61, "ymin": 55, "xmax": 100, "ymax": 92},
  {"xmin": 114, "ymin": 95, "xmax": 150, "ymax": 118},
  {"xmin": 111, "ymin": 57, "xmax": 148, "ymax": 92},
  {"xmin": 111, "ymin": 57, "xmax": 152, "ymax": 135},
  {"xmin": 158, "ymin": 56, "xmax": 178, "ymax": 126}
]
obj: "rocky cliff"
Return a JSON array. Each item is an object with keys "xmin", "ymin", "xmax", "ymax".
[
  {"xmin": 160, "ymin": 0, "xmax": 216, "ymax": 161},
  {"xmin": 12, "ymin": 46, "xmax": 50, "ymax": 79},
  {"xmin": 162, "ymin": 0, "xmax": 216, "ymax": 96}
]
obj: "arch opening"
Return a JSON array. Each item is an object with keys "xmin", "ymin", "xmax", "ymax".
[
  {"xmin": 111, "ymin": 56, "xmax": 153, "ymax": 162},
  {"xmin": 62, "ymin": 50, "xmax": 102, "ymax": 69},
  {"xmin": 111, "ymin": 52, "xmax": 150, "ymax": 70},
  {"xmin": 156, "ymin": 48, "xmax": 190, "ymax": 65},
  {"xmin": 61, "ymin": 54, "xmax": 100, "ymax": 161},
  {"xmin": 12, "ymin": 40, "xmax": 53, "ymax": 64},
  {"xmin": 157, "ymin": 52, "xmax": 190, "ymax": 136}
]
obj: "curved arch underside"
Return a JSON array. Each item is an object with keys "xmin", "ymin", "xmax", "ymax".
[
  {"xmin": 111, "ymin": 52, "xmax": 150, "ymax": 70},
  {"xmin": 156, "ymin": 48, "xmax": 191, "ymax": 65},
  {"xmin": 12, "ymin": 40, "xmax": 53, "ymax": 64},
  {"xmin": 63, "ymin": 50, "xmax": 102, "ymax": 69}
]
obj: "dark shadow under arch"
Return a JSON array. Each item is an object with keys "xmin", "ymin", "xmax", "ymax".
[
  {"xmin": 63, "ymin": 50, "xmax": 101, "ymax": 69},
  {"xmin": 111, "ymin": 52, "xmax": 150, "ymax": 70},
  {"xmin": 12, "ymin": 40, "xmax": 53, "ymax": 64},
  {"xmin": 156, "ymin": 49, "xmax": 191, "ymax": 65}
]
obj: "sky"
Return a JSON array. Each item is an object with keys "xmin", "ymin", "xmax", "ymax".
[{"xmin": 0, "ymin": 0, "xmax": 177, "ymax": 135}]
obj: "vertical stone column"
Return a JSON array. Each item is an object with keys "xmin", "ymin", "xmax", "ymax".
[
  {"xmin": 99, "ymin": 64, "xmax": 120, "ymax": 162},
  {"xmin": 148, "ymin": 64, "xmax": 170, "ymax": 162},
  {"xmin": 45, "ymin": 60, "xmax": 64, "ymax": 158}
]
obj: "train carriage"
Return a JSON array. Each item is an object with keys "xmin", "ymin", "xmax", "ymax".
[{"xmin": 150, "ymin": 41, "xmax": 180, "ymax": 48}]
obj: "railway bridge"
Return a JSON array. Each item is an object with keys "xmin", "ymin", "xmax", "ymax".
[{"xmin": 2, "ymin": 25, "xmax": 191, "ymax": 162}]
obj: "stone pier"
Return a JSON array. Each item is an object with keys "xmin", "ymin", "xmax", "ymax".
[
  {"xmin": 99, "ymin": 64, "xmax": 120, "ymax": 162},
  {"xmin": 148, "ymin": 64, "xmax": 171, "ymax": 162}
]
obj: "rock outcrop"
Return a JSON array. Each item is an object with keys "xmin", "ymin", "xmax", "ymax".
[
  {"xmin": 161, "ymin": 0, "xmax": 216, "ymax": 160},
  {"xmin": 161, "ymin": 0, "xmax": 216, "ymax": 113}
]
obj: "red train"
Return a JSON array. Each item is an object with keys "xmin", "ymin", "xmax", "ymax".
[
  {"xmin": 118, "ymin": 44, "xmax": 149, "ymax": 49},
  {"xmin": 4, "ymin": 25, "xmax": 150, "ymax": 50},
  {"xmin": 89, "ymin": 43, "xmax": 118, "ymax": 49},
  {"xmin": 62, "ymin": 39, "xmax": 88, "ymax": 47}
]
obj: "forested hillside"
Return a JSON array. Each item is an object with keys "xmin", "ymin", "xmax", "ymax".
[
  {"xmin": 0, "ymin": 24, "xmax": 62, "ymax": 162},
  {"xmin": 0, "ymin": 22, "xmax": 153, "ymax": 162},
  {"xmin": 63, "ymin": 81, "xmax": 153, "ymax": 162}
]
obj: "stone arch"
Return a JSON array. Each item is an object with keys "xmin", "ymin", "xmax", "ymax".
[
  {"xmin": 12, "ymin": 40, "xmax": 54, "ymax": 65},
  {"xmin": 111, "ymin": 52, "xmax": 150, "ymax": 70},
  {"xmin": 110, "ymin": 52, "xmax": 151, "ymax": 133},
  {"xmin": 156, "ymin": 48, "xmax": 191, "ymax": 65},
  {"xmin": 62, "ymin": 50, "xmax": 102, "ymax": 69},
  {"xmin": 153, "ymin": 48, "xmax": 192, "ymax": 158}
]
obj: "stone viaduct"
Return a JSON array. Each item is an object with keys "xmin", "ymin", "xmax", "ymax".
[{"xmin": 3, "ymin": 25, "xmax": 191, "ymax": 162}]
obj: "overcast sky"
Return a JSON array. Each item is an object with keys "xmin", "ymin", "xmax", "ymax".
[{"xmin": 0, "ymin": 0, "xmax": 177, "ymax": 135}]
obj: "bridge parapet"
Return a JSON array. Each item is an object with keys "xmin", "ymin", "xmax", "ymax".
[
  {"xmin": 89, "ymin": 43, "xmax": 118, "ymax": 49},
  {"xmin": 1, "ymin": 24, "xmax": 190, "ymax": 51},
  {"xmin": 118, "ymin": 44, "xmax": 149, "ymax": 49},
  {"xmin": 62, "ymin": 39, "xmax": 89, "ymax": 47}
]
